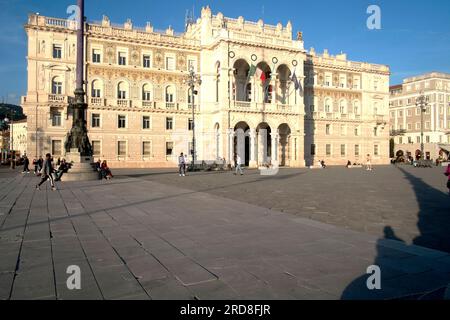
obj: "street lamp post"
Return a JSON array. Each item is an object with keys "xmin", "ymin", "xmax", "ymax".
[
  {"xmin": 415, "ymin": 93, "xmax": 428, "ymax": 161},
  {"xmin": 185, "ymin": 65, "xmax": 201, "ymax": 170},
  {"xmin": 4, "ymin": 111, "xmax": 16, "ymax": 169}
]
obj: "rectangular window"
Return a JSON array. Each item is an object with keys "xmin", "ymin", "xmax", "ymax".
[
  {"xmin": 91, "ymin": 113, "xmax": 100, "ymax": 128},
  {"xmin": 407, "ymin": 109, "xmax": 412, "ymax": 117},
  {"xmin": 143, "ymin": 141, "xmax": 151, "ymax": 156},
  {"xmin": 143, "ymin": 55, "xmax": 151, "ymax": 68},
  {"xmin": 118, "ymin": 52, "xmax": 127, "ymax": 65},
  {"xmin": 166, "ymin": 141, "xmax": 173, "ymax": 156},
  {"xmin": 355, "ymin": 144, "xmax": 360, "ymax": 156},
  {"xmin": 52, "ymin": 112, "xmax": 61, "ymax": 127},
  {"xmin": 118, "ymin": 115, "xmax": 126, "ymax": 128},
  {"xmin": 325, "ymin": 124, "xmax": 331, "ymax": 135},
  {"xmin": 188, "ymin": 118, "xmax": 193, "ymax": 131},
  {"xmin": 92, "ymin": 49, "xmax": 101, "ymax": 63},
  {"xmin": 326, "ymin": 144, "xmax": 331, "ymax": 156},
  {"xmin": 408, "ymin": 137, "xmax": 412, "ymax": 143},
  {"xmin": 92, "ymin": 140, "xmax": 101, "ymax": 156},
  {"xmin": 340, "ymin": 144, "xmax": 346, "ymax": 157},
  {"xmin": 354, "ymin": 126, "xmax": 360, "ymax": 136},
  {"xmin": 340, "ymin": 124, "xmax": 346, "ymax": 136},
  {"xmin": 53, "ymin": 45, "xmax": 62, "ymax": 59},
  {"xmin": 143, "ymin": 116, "xmax": 150, "ymax": 129},
  {"xmin": 166, "ymin": 117, "xmax": 173, "ymax": 130},
  {"xmin": 117, "ymin": 141, "xmax": 126, "ymax": 156},
  {"xmin": 51, "ymin": 140, "xmax": 62, "ymax": 156},
  {"xmin": 374, "ymin": 145, "xmax": 379, "ymax": 156},
  {"xmin": 310, "ymin": 144, "xmax": 316, "ymax": 156},
  {"xmin": 416, "ymin": 136, "xmax": 421, "ymax": 143},
  {"xmin": 426, "ymin": 136, "xmax": 430, "ymax": 143},
  {"xmin": 407, "ymin": 123, "xmax": 412, "ymax": 130},
  {"xmin": 399, "ymin": 137, "xmax": 403, "ymax": 144},
  {"xmin": 166, "ymin": 56, "xmax": 175, "ymax": 70}
]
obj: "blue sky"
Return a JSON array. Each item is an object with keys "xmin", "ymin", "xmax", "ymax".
[{"xmin": 1, "ymin": 0, "xmax": 449, "ymax": 105}]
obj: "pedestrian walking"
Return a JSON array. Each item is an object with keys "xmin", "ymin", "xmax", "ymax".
[
  {"xmin": 234, "ymin": 154, "xmax": 243, "ymax": 175},
  {"xmin": 38, "ymin": 156, "xmax": 44, "ymax": 172},
  {"xmin": 22, "ymin": 156, "xmax": 30, "ymax": 173},
  {"xmin": 183, "ymin": 153, "xmax": 189, "ymax": 175},
  {"xmin": 36, "ymin": 153, "xmax": 56, "ymax": 191},
  {"xmin": 178, "ymin": 152, "xmax": 186, "ymax": 177},
  {"xmin": 366, "ymin": 154, "xmax": 373, "ymax": 171},
  {"xmin": 33, "ymin": 158, "xmax": 38, "ymax": 174},
  {"xmin": 445, "ymin": 163, "xmax": 450, "ymax": 196}
]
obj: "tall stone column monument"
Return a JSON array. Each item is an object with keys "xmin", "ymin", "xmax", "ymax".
[{"xmin": 62, "ymin": 0, "xmax": 98, "ymax": 181}]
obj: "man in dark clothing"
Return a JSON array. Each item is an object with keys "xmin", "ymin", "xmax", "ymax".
[
  {"xmin": 36, "ymin": 153, "xmax": 56, "ymax": 191},
  {"xmin": 22, "ymin": 156, "xmax": 30, "ymax": 173},
  {"xmin": 38, "ymin": 156, "xmax": 44, "ymax": 172},
  {"xmin": 54, "ymin": 159, "xmax": 68, "ymax": 181}
]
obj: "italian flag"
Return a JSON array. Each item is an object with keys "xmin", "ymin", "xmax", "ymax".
[
  {"xmin": 248, "ymin": 64, "xmax": 266, "ymax": 84},
  {"xmin": 255, "ymin": 67, "xmax": 266, "ymax": 83}
]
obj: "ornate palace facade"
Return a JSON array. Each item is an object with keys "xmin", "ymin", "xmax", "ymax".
[{"xmin": 22, "ymin": 6, "xmax": 390, "ymax": 168}]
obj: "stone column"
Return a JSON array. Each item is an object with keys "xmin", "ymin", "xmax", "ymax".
[
  {"xmin": 271, "ymin": 73, "xmax": 278, "ymax": 106},
  {"xmin": 236, "ymin": 128, "xmax": 245, "ymax": 162},
  {"xmin": 258, "ymin": 129, "xmax": 267, "ymax": 164},
  {"xmin": 227, "ymin": 128, "xmax": 234, "ymax": 165},
  {"xmin": 271, "ymin": 132, "xmax": 279, "ymax": 165},
  {"xmin": 249, "ymin": 128, "xmax": 257, "ymax": 168}
]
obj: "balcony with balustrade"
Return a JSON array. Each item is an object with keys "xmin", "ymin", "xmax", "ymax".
[{"xmin": 230, "ymin": 100, "xmax": 299, "ymax": 114}]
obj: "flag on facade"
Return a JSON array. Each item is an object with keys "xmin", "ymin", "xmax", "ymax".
[
  {"xmin": 248, "ymin": 64, "xmax": 257, "ymax": 77},
  {"xmin": 255, "ymin": 67, "xmax": 266, "ymax": 83},
  {"xmin": 291, "ymin": 71, "xmax": 300, "ymax": 91},
  {"xmin": 291, "ymin": 71, "xmax": 303, "ymax": 96}
]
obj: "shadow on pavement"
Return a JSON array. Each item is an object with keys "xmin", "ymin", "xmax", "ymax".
[{"xmin": 341, "ymin": 166, "xmax": 450, "ymax": 300}]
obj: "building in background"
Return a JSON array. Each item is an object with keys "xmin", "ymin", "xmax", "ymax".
[
  {"xmin": 389, "ymin": 72, "xmax": 450, "ymax": 161},
  {"xmin": 10, "ymin": 118, "xmax": 28, "ymax": 157},
  {"xmin": 22, "ymin": 6, "xmax": 390, "ymax": 168}
]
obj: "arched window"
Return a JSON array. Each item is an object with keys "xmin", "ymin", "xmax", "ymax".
[
  {"xmin": 216, "ymin": 62, "xmax": 220, "ymax": 103},
  {"xmin": 339, "ymin": 100, "xmax": 347, "ymax": 114},
  {"xmin": 51, "ymin": 76, "xmax": 63, "ymax": 95},
  {"xmin": 91, "ymin": 80, "xmax": 102, "ymax": 98},
  {"xmin": 324, "ymin": 98, "xmax": 332, "ymax": 113},
  {"xmin": 165, "ymin": 85, "xmax": 175, "ymax": 102},
  {"xmin": 117, "ymin": 81, "xmax": 128, "ymax": 99},
  {"xmin": 353, "ymin": 101, "xmax": 360, "ymax": 114},
  {"xmin": 142, "ymin": 83, "xmax": 152, "ymax": 101}
]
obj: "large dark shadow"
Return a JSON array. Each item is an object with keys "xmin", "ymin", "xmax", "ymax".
[{"xmin": 341, "ymin": 166, "xmax": 450, "ymax": 300}]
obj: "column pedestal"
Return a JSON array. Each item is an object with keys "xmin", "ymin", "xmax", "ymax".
[{"xmin": 61, "ymin": 148, "xmax": 98, "ymax": 181}]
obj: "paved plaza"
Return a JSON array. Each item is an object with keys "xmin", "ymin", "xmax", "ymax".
[{"xmin": 0, "ymin": 165, "xmax": 449, "ymax": 300}]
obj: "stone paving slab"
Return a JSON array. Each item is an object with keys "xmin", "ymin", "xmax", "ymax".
[{"xmin": 0, "ymin": 167, "xmax": 449, "ymax": 300}]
